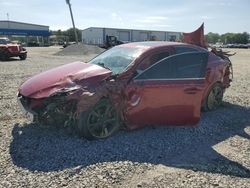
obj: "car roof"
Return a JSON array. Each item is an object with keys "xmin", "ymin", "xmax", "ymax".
[
  {"xmin": 119, "ymin": 41, "xmax": 207, "ymax": 51},
  {"xmin": 120, "ymin": 41, "xmax": 187, "ymax": 48}
]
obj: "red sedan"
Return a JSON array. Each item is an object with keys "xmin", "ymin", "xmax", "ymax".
[{"xmin": 18, "ymin": 41, "xmax": 232, "ymax": 139}]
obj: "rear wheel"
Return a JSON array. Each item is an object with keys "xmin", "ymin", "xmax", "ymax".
[
  {"xmin": 19, "ymin": 53, "xmax": 27, "ymax": 60},
  {"xmin": 77, "ymin": 99, "xmax": 120, "ymax": 139},
  {"xmin": 0, "ymin": 48, "xmax": 9, "ymax": 61},
  {"xmin": 203, "ymin": 83, "xmax": 224, "ymax": 111}
]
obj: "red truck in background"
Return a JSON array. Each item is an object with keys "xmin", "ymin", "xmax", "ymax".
[{"xmin": 0, "ymin": 38, "xmax": 27, "ymax": 61}]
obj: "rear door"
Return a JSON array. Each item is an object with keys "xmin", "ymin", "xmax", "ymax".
[{"xmin": 125, "ymin": 52, "xmax": 209, "ymax": 127}]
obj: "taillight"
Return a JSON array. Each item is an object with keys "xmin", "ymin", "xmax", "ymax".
[
  {"xmin": 224, "ymin": 65, "xmax": 233, "ymax": 82},
  {"xmin": 21, "ymin": 46, "xmax": 26, "ymax": 51},
  {"xmin": 224, "ymin": 66, "xmax": 230, "ymax": 76}
]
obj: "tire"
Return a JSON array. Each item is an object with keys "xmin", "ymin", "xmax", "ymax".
[
  {"xmin": 77, "ymin": 98, "xmax": 120, "ymax": 139},
  {"xmin": 0, "ymin": 48, "xmax": 9, "ymax": 61},
  {"xmin": 203, "ymin": 83, "xmax": 224, "ymax": 111},
  {"xmin": 19, "ymin": 53, "xmax": 27, "ymax": 60}
]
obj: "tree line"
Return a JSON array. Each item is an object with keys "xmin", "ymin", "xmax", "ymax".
[
  {"xmin": 205, "ymin": 32, "xmax": 249, "ymax": 44},
  {"xmin": 51, "ymin": 28, "xmax": 249, "ymax": 45},
  {"xmin": 51, "ymin": 28, "xmax": 82, "ymax": 42}
]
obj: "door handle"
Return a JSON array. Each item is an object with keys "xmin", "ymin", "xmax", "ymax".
[{"xmin": 184, "ymin": 87, "xmax": 201, "ymax": 94}]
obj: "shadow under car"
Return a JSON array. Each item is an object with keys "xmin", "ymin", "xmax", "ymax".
[{"xmin": 10, "ymin": 102, "xmax": 250, "ymax": 178}]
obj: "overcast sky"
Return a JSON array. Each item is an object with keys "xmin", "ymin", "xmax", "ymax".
[{"xmin": 0, "ymin": 0, "xmax": 249, "ymax": 34}]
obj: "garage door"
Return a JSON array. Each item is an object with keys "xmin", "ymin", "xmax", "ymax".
[
  {"xmin": 119, "ymin": 31, "xmax": 130, "ymax": 42},
  {"xmin": 169, "ymin": 35, "xmax": 177, "ymax": 41},
  {"xmin": 140, "ymin": 32, "xmax": 149, "ymax": 41}
]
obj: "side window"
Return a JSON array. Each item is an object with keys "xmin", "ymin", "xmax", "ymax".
[
  {"xmin": 136, "ymin": 52, "xmax": 169, "ymax": 73},
  {"xmin": 135, "ymin": 52, "xmax": 208, "ymax": 80},
  {"xmin": 150, "ymin": 52, "xmax": 170, "ymax": 63},
  {"xmin": 173, "ymin": 53, "xmax": 208, "ymax": 78},
  {"xmin": 175, "ymin": 46, "xmax": 198, "ymax": 54}
]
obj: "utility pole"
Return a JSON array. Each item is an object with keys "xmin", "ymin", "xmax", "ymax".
[
  {"xmin": 7, "ymin": 13, "xmax": 10, "ymax": 28},
  {"xmin": 65, "ymin": 0, "xmax": 78, "ymax": 44},
  {"xmin": 7, "ymin": 13, "xmax": 10, "ymax": 38}
]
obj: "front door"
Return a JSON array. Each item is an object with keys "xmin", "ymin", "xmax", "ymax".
[{"xmin": 124, "ymin": 52, "xmax": 208, "ymax": 128}]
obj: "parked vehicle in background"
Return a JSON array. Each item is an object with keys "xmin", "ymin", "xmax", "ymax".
[
  {"xmin": 27, "ymin": 41, "xmax": 39, "ymax": 47},
  {"xmin": 0, "ymin": 38, "xmax": 27, "ymax": 61},
  {"xmin": 238, "ymin": 44, "xmax": 248, "ymax": 49},
  {"xmin": 225, "ymin": 43, "xmax": 249, "ymax": 48},
  {"xmin": 63, "ymin": 41, "xmax": 76, "ymax": 48},
  {"xmin": 99, "ymin": 35, "xmax": 124, "ymax": 49},
  {"xmin": 17, "ymin": 41, "xmax": 233, "ymax": 139},
  {"xmin": 212, "ymin": 42, "xmax": 224, "ymax": 48}
]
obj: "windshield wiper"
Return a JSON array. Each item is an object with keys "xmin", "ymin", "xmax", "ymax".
[{"xmin": 97, "ymin": 62, "xmax": 111, "ymax": 71}]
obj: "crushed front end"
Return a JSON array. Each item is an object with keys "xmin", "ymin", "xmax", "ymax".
[
  {"xmin": 17, "ymin": 91, "xmax": 77, "ymax": 127},
  {"xmin": 17, "ymin": 62, "xmax": 116, "ymax": 129}
]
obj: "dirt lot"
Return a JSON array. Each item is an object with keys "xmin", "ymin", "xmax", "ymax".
[{"xmin": 0, "ymin": 46, "xmax": 250, "ymax": 187}]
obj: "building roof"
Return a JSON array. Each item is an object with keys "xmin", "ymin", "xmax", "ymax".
[
  {"xmin": 0, "ymin": 20, "xmax": 49, "ymax": 28},
  {"xmin": 0, "ymin": 20, "xmax": 50, "ymax": 36},
  {"xmin": 83, "ymin": 27, "xmax": 182, "ymax": 34}
]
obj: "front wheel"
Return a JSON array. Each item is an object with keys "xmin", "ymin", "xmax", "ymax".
[
  {"xmin": 19, "ymin": 53, "xmax": 27, "ymax": 60},
  {"xmin": 77, "ymin": 99, "xmax": 120, "ymax": 139},
  {"xmin": 203, "ymin": 83, "xmax": 224, "ymax": 111}
]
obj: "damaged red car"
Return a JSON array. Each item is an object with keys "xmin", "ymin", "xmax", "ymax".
[{"xmin": 18, "ymin": 41, "xmax": 233, "ymax": 139}]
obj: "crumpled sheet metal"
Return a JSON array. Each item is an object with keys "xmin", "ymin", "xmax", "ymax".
[
  {"xmin": 75, "ymin": 87, "xmax": 107, "ymax": 113},
  {"xmin": 71, "ymin": 80, "xmax": 126, "ymax": 115},
  {"xmin": 183, "ymin": 23, "xmax": 206, "ymax": 48},
  {"xmin": 19, "ymin": 62, "xmax": 112, "ymax": 99}
]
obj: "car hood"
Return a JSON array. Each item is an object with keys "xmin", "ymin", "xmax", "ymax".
[{"xmin": 19, "ymin": 61, "xmax": 112, "ymax": 98}]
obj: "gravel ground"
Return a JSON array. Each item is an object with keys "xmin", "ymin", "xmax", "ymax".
[
  {"xmin": 54, "ymin": 43, "xmax": 105, "ymax": 56},
  {"xmin": 0, "ymin": 47, "xmax": 250, "ymax": 187}
]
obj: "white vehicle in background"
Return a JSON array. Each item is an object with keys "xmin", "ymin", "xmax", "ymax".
[{"xmin": 213, "ymin": 42, "xmax": 224, "ymax": 48}]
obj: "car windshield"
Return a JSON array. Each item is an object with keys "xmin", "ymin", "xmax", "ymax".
[
  {"xmin": 89, "ymin": 46, "xmax": 145, "ymax": 75},
  {"xmin": 0, "ymin": 38, "xmax": 11, "ymax": 44}
]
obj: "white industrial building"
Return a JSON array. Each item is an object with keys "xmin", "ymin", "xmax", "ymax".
[{"xmin": 82, "ymin": 27, "xmax": 182, "ymax": 45}]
